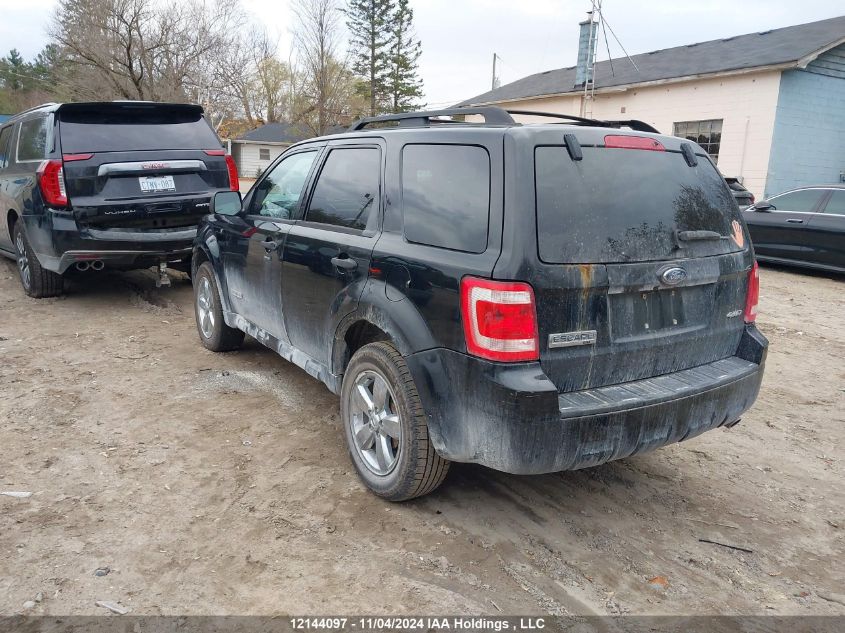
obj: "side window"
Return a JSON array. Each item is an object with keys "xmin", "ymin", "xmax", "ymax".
[
  {"xmin": 821, "ymin": 190, "xmax": 845, "ymax": 215},
  {"xmin": 0, "ymin": 126, "xmax": 12, "ymax": 169},
  {"xmin": 17, "ymin": 117, "xmax": 49, "ymax": 162},
  {"xmin": 768, "ymin": 189, "xmax": 824, "ymax": 213},
  {"xmin": 401, "ymin": 144, "xmax": 490, "ymax": 253},
  {"xmin": 305, "ymin": 147, "xmax": 380, "ymax": 231},
  {"xmin": 248, "ymin": 150, "xmax": 318, "ymax": 219}
]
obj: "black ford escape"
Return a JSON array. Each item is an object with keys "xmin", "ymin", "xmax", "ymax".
[
  {"xmin": 0, "ymin": 101, "xmax": 238, "ymax": 297},
  {"xmin": 191, "ymin": 107, "xmax": 768, "ymax": 501}
]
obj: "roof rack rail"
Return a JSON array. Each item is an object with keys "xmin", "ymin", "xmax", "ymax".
[
  {"xmin": 506, "ymin": 109, "xmax": 659, "ymax": 134},
  {"xmin": 348, "ymin": 106, "xmax": 515, "ymax": 131},
  {"xmin": 8, "ymin": 102, "xmax": 59, "ymax": 120}
]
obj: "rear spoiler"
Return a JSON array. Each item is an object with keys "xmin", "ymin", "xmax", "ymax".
[{"xmin": 56, "ymin": 102, "xmax": 205, "ymax": 118}]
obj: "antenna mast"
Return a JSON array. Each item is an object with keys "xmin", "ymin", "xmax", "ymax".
[{"xmin": 581, "ymin": 0, "xmax": 601, "ymax": 118}]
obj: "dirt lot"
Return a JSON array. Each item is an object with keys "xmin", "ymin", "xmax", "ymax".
[{"xmin": 0, "ymin": 260, "xmax": 843, "ymax": 616}]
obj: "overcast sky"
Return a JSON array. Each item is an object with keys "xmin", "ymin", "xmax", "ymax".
[{"xmin": 1, "ymin": 0, "xmax": 842, "ymax": 106}]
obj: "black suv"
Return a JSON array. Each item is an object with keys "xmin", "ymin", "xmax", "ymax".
[
  {"xmin": 192, "ymin": 107, "xmax": 768, "ymax": 501},
  {"xmin": 0, "ymin": 101, "xmax": 238, "ymax": 297}
]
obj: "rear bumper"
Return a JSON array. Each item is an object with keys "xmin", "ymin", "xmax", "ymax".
[
  {"xmin": 405, "ymin": 325, "xmax": 767, "ymax": 474},
  {"xmin": 22, "ymin": 211, "xmax": 196, "ymax": 273}
]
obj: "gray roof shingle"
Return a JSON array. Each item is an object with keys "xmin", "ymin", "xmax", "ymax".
[
  {"xmin": 460, "ymin": 15, "xmax": 845, "ymax": 106},
  {"xmin": 236, "ymin": 122, "xmax": 312, "ymax": 143}
]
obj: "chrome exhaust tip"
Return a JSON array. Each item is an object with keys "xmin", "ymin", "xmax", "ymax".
[
  {"xmin": 75, "ymin": 261, "xmax": 91, "ymax": 272},
  {"xmin": 91, "ymin": 260, "xmax": 104, "ymax": 271}
]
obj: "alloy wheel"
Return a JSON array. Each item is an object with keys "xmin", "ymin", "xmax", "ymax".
[
  {"xmin": 15, "ymin": 230, "xmax": 31, "ymax": 291},
  {"xmin": 348, "ymin": 369, "xmax": 402, "ymax": 476},
  {"xmin": 196, "ymin": 276, "xmax": 215, "ymax": 339}
]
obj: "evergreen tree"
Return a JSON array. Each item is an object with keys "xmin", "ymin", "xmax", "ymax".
[
  {"xmin": 388, "ymin": 0, "xmax": 423, "ymax": 112},
  {"xmin": 0, "ymin": 49, "xmax": 28, "ymax": 92},
  {"xmin": 345, "ymin": 0, "xmax": 394, "ymax": 116}
]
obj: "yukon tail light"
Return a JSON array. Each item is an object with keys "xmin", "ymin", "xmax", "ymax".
[
  {"xmin": 204, "ymin": 150, "xmax": 239, "ymax": 191},
  {"xmin": 604, "ymin": 135, "xmax": 665, "ymax": 151},
  {"xmin": 744, "ymin": 261, "xmax": 760, "ymax": 323},
  {"xmin": 225, "ymin": 155, "xmax": 239, "ymax": 191},
  {"xmin": 37, "ymin": 159, "xmax": 67, "ymax": 207},
  {"xmin": 460, "ymin": 277, "xmax": 539, "ymax": 362}
]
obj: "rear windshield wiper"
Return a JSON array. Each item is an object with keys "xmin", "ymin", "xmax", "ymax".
[{"xmin": 676, "ymin": 230, "xmax": 723, "ymax": 242}]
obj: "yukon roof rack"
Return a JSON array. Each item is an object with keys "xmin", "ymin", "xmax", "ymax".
[
  {"xmin": 505, "ymin": 109, "xmax": 660, "ymax": 133},
  {"xmin": 6, "ymin": 102, "xmax": 60, "ymax": 122},
  {"xmin": 348, "ymin": 107, "xmax": 516, "ymax": 131}
]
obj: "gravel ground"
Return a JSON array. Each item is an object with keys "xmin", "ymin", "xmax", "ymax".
[{"xmin": 0, "ymin": 259, "xmax": 842, "ymax": 616}]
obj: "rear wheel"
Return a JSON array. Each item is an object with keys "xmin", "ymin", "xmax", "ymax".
[
  {"xmin": 13, "ymin": 222, "xmax": 63, "ymax": 298},
  {"xmin": 341, "ymin": 342, "xmax": 450, "ymax": 501},
  {"xmin": 194, "ymin": 262, "xmax": 244, "ymax": 352}
]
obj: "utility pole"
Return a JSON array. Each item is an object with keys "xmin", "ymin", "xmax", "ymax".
[{"xmin": 491, "ymin": 53, "xmax": 500, "ymax": 91}]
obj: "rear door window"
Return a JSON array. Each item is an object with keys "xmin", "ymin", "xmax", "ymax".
[
  {"xmin": 59, "ymin": 106, "xmax": 220, "ymax": 152},
  {"xmin": 821, "ymin": 190, "xmax": 845, "ymax": 215},
  {"xmin": 305, "ymin": 147, "xmax": 380, "ymax": 231},
  {"xmin": 17, "ymin": 118, "xmax": 49, "ymax": 162},
  {"xmin": 768, "ymin": 189, "xmax": 826, "ymax": 213},
  {"xmin": 0, "ymin": 126, "xmax": 12, "ymax": 168},
  {"xmin": 401, "ymin": 144, "xmax": 490, "ymax": 253},
  {"xmin": 535, "ymin": 146, "xmax": 742, "ymax": 264}
]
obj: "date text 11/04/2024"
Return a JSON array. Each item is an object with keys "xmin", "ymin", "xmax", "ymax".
[{"xmin": 289, "ymin": 617, "xmax": 547, "ymax": 631}]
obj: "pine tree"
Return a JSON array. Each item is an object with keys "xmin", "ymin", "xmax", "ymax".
[
  {"xmin": 388, "ymin": 0, "xmax": 423, "ymax": 113},
  {"xmin": 345, "ymin": 0, "xmax": 394, "ymax": 116}
]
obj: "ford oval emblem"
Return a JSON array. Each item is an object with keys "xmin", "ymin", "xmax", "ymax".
[{"xmin": 660, "ymin": 267, "xmax": 687, "ymax": 285}]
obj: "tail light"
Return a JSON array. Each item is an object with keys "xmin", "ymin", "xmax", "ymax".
[
  {"xmin": 604, "ymin": 135, "xmax": 665, "ymax": 151},
  {"xmin": 62, "ymin": 153, "xmax": 94, "ymax": 162},
  {"xmin": 460, "ymin": 277, "xmax": 539, "ymax": 362},
  {"xmin": 744, "ymin": 261, "xmax": 759, "ymax": 323},
  {"xmin": 37, "ymin": 159, "xmax": 67, "ymax": 207},
  {"xmin": 225, "ymin": 155, "xmax": 239, "ymax": 191},
  {"xmin": 204, "ymin": 150, "xmax": 239, "ymax": 191}
]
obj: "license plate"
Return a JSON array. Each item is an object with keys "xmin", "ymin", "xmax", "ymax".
[{"xmin": 139, "ymin": 175, "xmax": 175, "ymax": 193}]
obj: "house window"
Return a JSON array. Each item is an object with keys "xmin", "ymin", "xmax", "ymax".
[
  {"xmin": 259, "ymin": 148, "xmax": 270, "ymax": 161},
  {"xmin": 673, "ymin": 119, "xmax": 722, "ymax": 162}
]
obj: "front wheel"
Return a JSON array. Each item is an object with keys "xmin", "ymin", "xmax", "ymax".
[
  {"xmin": 341, "ymin": 342, "xmax": 450, "ymax": 501},
  {"xmin": 14, "ymin": 222, "xmax": 63, "ymax": 298},
  {"xmin": 194, "ymin": 262, "xmax": 244, "ymax": 352}
]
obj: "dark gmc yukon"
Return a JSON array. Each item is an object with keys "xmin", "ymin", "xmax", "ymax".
[
  {"xmin": 191, "ymin": 107, "xmax": 768, "ymax": 501},
  {"xmin": 0, "ymin": 101, "xmax": 238, "ymax": 297}
]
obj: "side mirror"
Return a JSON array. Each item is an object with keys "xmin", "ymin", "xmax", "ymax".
[
  {"xmin": 752, "ymin": 201, "xmax": 773, "ymax": 212},
  {"xmin": 210, "ymin": 190, "xmax": 242, "ymax": 216}
]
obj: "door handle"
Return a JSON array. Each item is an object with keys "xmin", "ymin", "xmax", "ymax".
[
  {"xmin": 786, "ymin": 218, "xmax": 804, "ymax": 224},
  {"xmin": 331, "ymin": 255, "xmax": 358, "ymax": 271}
]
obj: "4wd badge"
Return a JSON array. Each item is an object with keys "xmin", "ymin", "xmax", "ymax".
[{"xmin": 548, "ymin": 330, "xmax": 597, "ymax": 348}]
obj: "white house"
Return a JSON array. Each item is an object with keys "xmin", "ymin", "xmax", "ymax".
[
  {"xmin": 230, "ymin": 122, "xmax": 312, "ymax": 178},
  {"xmin": 459, "ymin": 15, "xmax": 845, "ymax": 199}
]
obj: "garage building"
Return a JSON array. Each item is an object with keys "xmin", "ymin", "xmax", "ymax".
[{"xmin": 459, "ymin": 15, "xmax": 845, "ymax": 199}]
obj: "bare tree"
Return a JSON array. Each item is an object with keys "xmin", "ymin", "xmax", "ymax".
[
  {"xmin": 291, "ymin": 0, "xmax": 352, "ymax": 135},
  {"xmin": 51, "ymin": 0, "xmax": 242, "ymax": 103}
]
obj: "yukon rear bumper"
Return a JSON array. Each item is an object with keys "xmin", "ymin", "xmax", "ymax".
[
  {"xmin": 405, "ymin": 325, "xmax": 767, "ymax": 474},
  {"xmin": 22, "ymin": 211, "xmax": 196, "ymax": 273}
]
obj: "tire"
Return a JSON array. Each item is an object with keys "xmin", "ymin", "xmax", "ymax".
[
  {"xmin": 193, "ymin": 262, "xmax": 244, "ymax": 352},
  {"xmin": 13, "ymin": 221, "xmax": 63, "ymax": 298},
  {"xmin": 341, "ymin": 341, "xmax": 450, "ymax": 501}
]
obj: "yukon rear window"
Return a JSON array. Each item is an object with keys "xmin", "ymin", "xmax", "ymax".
[
  {"xmin": 58, "ymin": 106, "xmax": 220, "ymax": 153},
  {"xmin": 402, "ymin": 144, "xmax": 490, "ymax": 253},
  {"xmin": 535, "ymin": 146, "xmax": 743, "ymax": 264}
]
